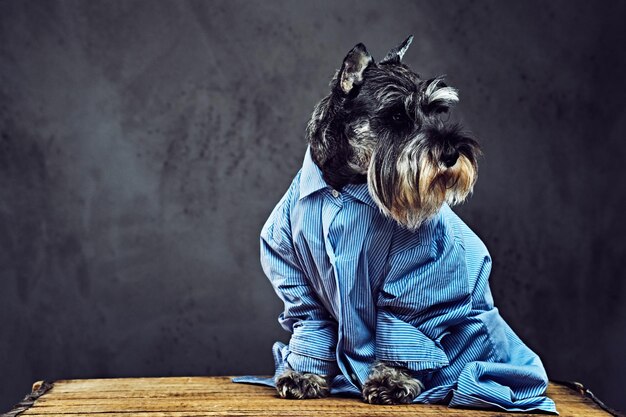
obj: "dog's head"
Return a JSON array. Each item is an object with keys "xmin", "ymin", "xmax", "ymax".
[{"xmin": 307, "ymin": 36, "xmax": 480, "ymax": 229}]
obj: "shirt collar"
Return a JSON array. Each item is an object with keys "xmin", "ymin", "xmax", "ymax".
[
  {"xmin": 299, "ymin": 147, "xmax": 378, "ymax": 209},
  {"xmin": 343, "ymin": 182, "xmax": 377, "ymax": 208},
  {"xmin": 299, "ymin": 146, "xmax": 328, "ymax": 200}
]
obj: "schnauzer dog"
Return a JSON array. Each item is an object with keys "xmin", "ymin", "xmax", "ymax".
[
  {"xmin": 258, "ymin": 36, "xmax": 553, "ymax": 411},
  {"xmin": 275, "ymin": 35, "xmax": 476, "ymax": 404}
]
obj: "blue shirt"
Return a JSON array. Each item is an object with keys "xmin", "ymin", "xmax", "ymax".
[{"xmin": 234, "ymin": 148, "xmax": 556, "ymax": 413}]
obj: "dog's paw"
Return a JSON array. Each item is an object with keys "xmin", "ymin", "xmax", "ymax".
[
  {"xmin": 362, "ymin": 362, "xmax": 424, "ymax": 405},
  {"xmin": 275, "ymin": 369, "xmax": 330, "ymax": 399}
]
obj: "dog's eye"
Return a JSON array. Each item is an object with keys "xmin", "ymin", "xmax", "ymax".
[{"xmin": 392, "ymin": 112, "xmax": 404, "ymax": 122}]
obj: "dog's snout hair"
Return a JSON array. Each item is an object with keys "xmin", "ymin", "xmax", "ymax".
[{"xmin": 366, "ymin": 122, "xmax": 479, "ymax": 230}]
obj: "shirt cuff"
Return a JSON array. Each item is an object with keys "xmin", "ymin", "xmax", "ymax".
[
  {"xmin": 285, "ymin": 351, "xmax": 340, "ymax": 376},
  {"xmin": 285, "ymin": 319, "xmax": 339, "ymax": 376}
]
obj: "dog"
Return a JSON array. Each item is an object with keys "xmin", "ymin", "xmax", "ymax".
[{"xmin": 255, "ymin": 36, "xmax": 555, "ymax": 411}]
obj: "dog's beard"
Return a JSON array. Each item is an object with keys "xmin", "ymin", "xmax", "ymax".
[{"xmin": 367, "ymin": 136, "xmax": 477, "ymax": 230}]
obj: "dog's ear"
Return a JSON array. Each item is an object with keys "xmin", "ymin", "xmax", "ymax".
[
  {"xmin": 380, "ymin": 35, "xmax": 414, "ymax": 65},
  {"xmin": 338, "ymin": 43, "xmax": 373, "ymax": 94}
]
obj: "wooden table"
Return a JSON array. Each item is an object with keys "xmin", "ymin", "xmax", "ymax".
[{"xmin": 2, "ymin": 376, "xmax": 622, "ymax": 417}]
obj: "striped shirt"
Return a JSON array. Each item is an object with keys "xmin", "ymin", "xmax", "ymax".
[{"xmin": 234, "ymin": 148, "xmax": 556, "ymax": 413}]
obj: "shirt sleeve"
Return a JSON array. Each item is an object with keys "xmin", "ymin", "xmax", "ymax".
[
  {"xmin": 260, "ymin": 178, "xmax": 339, "ymax": 376},
  {"xmin": 375, "ymin": 224, "xmax": 472, "ymax": 374}
]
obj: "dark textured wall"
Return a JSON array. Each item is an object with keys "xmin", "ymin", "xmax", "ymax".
[{"xmin": 1, "ymin": 0, "xmax": 625, "ymax": 412}]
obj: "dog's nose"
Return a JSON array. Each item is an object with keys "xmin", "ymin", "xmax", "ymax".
[{"xmin": 441, "ymin": 150, "xmax": 459, "ymax": 167}]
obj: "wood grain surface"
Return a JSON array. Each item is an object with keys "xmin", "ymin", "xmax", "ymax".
[{"xmin": 4, "ymin": 376, "xmax": 618, "ymax": 417}]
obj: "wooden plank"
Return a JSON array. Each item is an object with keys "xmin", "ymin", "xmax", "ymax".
[
  {"xmin": 19, "ymin": 413, "xmax": 536, "ymax": 417},
  {"xmin": 4, "ymin": 376, "xmax": 619, "ymax": 417},
  {"xmin": 34, "ymin": 385, "xmax": 591, "ymax": 400}
]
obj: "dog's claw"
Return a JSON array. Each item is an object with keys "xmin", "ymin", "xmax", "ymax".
[
  {"xmin": 275, "ymin": 369, "xmax": 330, "ymax": 399},
  {"xmin": 362, "ymin": 362, "xmax": 424, "ymax": 405}
]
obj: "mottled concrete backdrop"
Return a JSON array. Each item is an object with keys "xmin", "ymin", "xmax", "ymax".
[{"xmin": 1, "ymin": 0, "xmax": 625, "ymax": 412}]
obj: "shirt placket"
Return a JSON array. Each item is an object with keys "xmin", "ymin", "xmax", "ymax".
[
  {"xmin": 320, "ymin": 189, "xmax": 361, "ymax": 387},
  {"xmin": 321, "ymin": 188, "xmax": 343, "ymax": 267}
]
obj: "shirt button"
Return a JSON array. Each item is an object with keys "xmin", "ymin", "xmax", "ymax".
[{"xmin": 331, "ymin": 189, "xmax": 340, "ymax": 198}]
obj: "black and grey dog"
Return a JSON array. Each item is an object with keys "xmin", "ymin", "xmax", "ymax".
[
  {"xmin": 307, "ymin": 37, "xmax": 478, "ymax": 230},
  {"xmin": 275, "ymin": 36, "xmax": 479, "ymax": 404}
]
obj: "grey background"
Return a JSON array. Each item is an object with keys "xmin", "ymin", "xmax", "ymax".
[{"xmin": 1, "ymin": 0, "xmax": 625, "ymax": 412}]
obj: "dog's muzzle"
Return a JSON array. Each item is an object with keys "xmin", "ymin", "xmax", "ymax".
[{"xmin": 366, "ymin": 134, "xmax": 478, "ymax": 230}]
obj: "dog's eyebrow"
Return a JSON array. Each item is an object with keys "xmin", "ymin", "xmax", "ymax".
[
  {"xmin": 374, "ymin": 85, "xmax": 412, "ymax": 111},
  {"xmin": 420, "ymin": 78, "xmax": 459, "ymax": 108}
]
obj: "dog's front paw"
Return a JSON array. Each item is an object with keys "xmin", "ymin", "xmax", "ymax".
[
  {"xmin": 275, "ymin": 369, "xmax": 330, "ymax": 399},
  {"xmin": 362, "ymin": 362, "xmax": 424, "ymax": 405}
]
